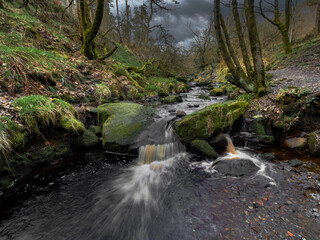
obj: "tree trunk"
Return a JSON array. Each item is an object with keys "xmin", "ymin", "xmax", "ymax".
[
  {"xmin": 259, "ymin": 0, "xmax": 292, "ymax": 54},
  {"xmin": 116, "ymin": 0, "xmax": 122, "ymax": 43},
  {"xmin": 125, "ymin": 0, "xmax": 130, "ymax": 45},
  {"xmin": 220, "ymin": 13, "xmax": 246, "ymax": 77},
  {"xmin": 315, "ymin": 1, "xmax": 320, "ymax": 36},
  {"xmin": 245, "ymin": 0, "xmax": 266, "ymax": 95},
  {"xmin": 281, "ymin": 28, "xmax": 292, "ymax": 54},
  {"xmin": 145, "ymin": 0, "xmax": 153, "ymax": 48},
  {"xmin": 79, "ymin": 0, "xmax": 105, "ymax": 60},
  {"xmin": 0, "ymin": 0, "xmax": 4, "ymax": 9},
  {"xmin": 214, "ymin": 0, "xmax": 253, "ymax": 93},
  {"xmin": 231, "ymin": 0, "xmax": 253, "ymax": 77}
]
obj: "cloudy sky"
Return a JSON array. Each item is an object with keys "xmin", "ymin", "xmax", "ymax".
[
  {"xmin": 111, "ymin": 0, "xmax": 305, "ymax": 48},
  {"xmin": 112, "ymin": 0, "xmax": 214, "ymax": 48}
]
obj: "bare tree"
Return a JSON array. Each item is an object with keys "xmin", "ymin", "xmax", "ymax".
[
  {"xmin": 259, "ymin": 0, "xmax": 292, "ymax": 54},
  {"xmin": 231, "ymin": 0, "xmax": 253, "ymax": 77},
  {"xmin": 245, "ymin": 0, "xmax": 266, "ymax": 95}
]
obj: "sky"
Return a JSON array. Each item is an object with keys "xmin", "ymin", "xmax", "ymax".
[
  {"xmin": 111, "ymin": 0, "xmax": 214, "ymax": 48},
  {"xmin": 111, "ymin": 0, "xmax": 306, "ymax": 48}
]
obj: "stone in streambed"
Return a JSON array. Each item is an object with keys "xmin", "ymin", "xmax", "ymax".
[
  {"xmin": 89, "ymin": 125, "xmax": 102, "ymax": 136},
  {"xmin": 191, "ymin": 140, "xmax": 218, "ymax": 159},
  {"xmin": 98, "ymin": 103, "xmax": 155, "ymax": 153},
  {"xmin": 289, "ymin": 159, "xmax": 303, "ymax": 167},
  {"xmin": 207, "ymin": 134, "xmax": 228, "ymax": 151},
  {"xmin": 175, "ymin": 101, "xmax": 248, "ymax": 143},
  {"xmin": 284, "ymin": 137, "xmax": 307, "ymax": 149},
  {"xmin": 247, "ymin": 115, "xmax": 274, "ymax": 144},
  {"xmin": 176, "ymin": 111, "xmax": 186, "ymax": 118},
  {"xmin": 308, "ymin": 132, "xmax": 320, "ymax": 157},
  {"xmin": 212, "ymin": 159, "xmax": 259, "ymax": 177},
  {"xmin": 74, "ymin": 130, "xmax": 99, "ymax": 148},
  {"xmin": 259, "ymin": 153, "xmax": 276, "ymax": 162}
]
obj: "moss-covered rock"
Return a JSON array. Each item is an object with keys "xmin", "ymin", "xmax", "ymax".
[
  {"xmin": 175, "ymin": 101, "xmax": 249, "ymax": 143},
  {"xmin": 308, "ymin": 132, "xmax": 320, "ymax": 157},
  {"xmin": 98, "ymin": 103, "xmax": 155, "ymax": 152},
  {"xmin": 210, "ymin": 88, "xmax": 226, "ymax": 96},
  {"xmin": 248, "ymin": 115, "xmax": 274, "ymax": 144},
  {"xmin": 191, "ymin": 140, "xmax": 218, "ymax": 159},
  {"xmin": 74, "ymin": 130, "xmax": 99, "ymax": 148},
  {"xmin": 160, "ymin": 95, "xmax": 183, "ymax": 104},
  {"xmin": 89, "ymin": 125, "xmax": 102, "ymax": 136}
]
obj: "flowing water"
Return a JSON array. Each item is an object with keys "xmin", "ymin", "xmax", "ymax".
[{"xmin": 1, "ymin": 85, "xmax": 320, "ymax": 240}]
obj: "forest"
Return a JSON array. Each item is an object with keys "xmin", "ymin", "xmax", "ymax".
[{"xmin": 0, "ymin": 0, "xmax": 320, "ymax": 239}]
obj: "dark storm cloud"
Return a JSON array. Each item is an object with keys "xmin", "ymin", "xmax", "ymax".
[{"xmin": 152, "ymin": 0, "xmax": 214, "ymax": 44}]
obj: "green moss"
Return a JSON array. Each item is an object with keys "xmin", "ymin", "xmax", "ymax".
[
  {"xmin": 13, "ymin": 95, "xmax": 84, "ymax": 135},
  {"xmin": 175, "ymin": 101, "xmax": 249, "ymax": 143},
  {"xmin": 110, "ymin": 44, "xmax": 142, "ymax": 68},
  {"xmin": 308, "ymin": 132, "xmax": 320, "ymax": 157},
  {"xmin": 210, "ymin": 88, "xmax": 225, "ymax": 96},
  {"xmin": 191, "ymin": 140, "xmax": 218, "ymax": 159}
]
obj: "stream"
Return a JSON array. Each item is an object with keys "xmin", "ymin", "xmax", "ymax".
[{"xmin": 0, "ymin": 85, "xmax": 320, "ymax": 240}]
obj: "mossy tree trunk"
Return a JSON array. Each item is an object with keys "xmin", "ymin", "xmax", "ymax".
[
  {"xmin": 245, "ymin": 0, "xmax": 266, "ymax": 95},
  {"xmin": 231, "ymin": 0, "xmax": 253, "ymax": 77},
  {"xmin": 79, "ymin": 0, "xmax": 105, "ymax": 60},
  {"xmin": 0, "ymin": 0, "xmax": 3, "ymax": 9},
  {"xmin": 259, "ymin": 0, "xmax": 292, "ymax": 54},
  {"xmin": 214, "ymin": 0, "xmax": 253, "ymax": 93}
]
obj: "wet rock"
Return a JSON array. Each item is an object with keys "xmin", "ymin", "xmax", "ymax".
[
  {"xmin": 308, "ymin": 132, "xmax": 320, "ymax": 157},
  {"xmin": 75, "ymin": 130, "xmax": 99, "ymax": 148},
  {"xmin": 212, "ymin": 159, "xmax": 259, "ymax": 177},
  {"xmin": 289, "ymin": 159, "xmax": 303, "ymax": 167},
  {"xmin": 284, "ymin": 137, "xmax": 307, "ymax": 149},
  {"xmin": 168, "ymin": 109, "xmax": 176, "ymax": 113},
  {"xmin": 98, "ymin": 103, "xmax": 155, "ymax": 153},
  {"xmin": 207, "ymin": 134, "xmax": 228, "ymax": 151},
  {"xmin": 175, "ymin": 101, "xmax": 248, "ymax": 143},
  {"xmin": 160, "ymin": 95, "xmax": 183, "ymax": 104},
  {"xmin": 247, "ymin": 115, "xmax": 274, "ymax": 144},
  {"xmin": 259, "ymin": 153, "xmax": 276, "ymax": 162},
  {"xmin": 191, "ymin": 140, "xmax": 218, "ymax": 159},
  {"xmin": 89, "ymin": 125, "xmax": 102, "ymax": 136},
  {"xmin": 176, "ymin": 111, "xmax": 186, "ymax": 118}
]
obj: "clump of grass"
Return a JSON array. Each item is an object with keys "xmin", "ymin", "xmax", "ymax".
[
  {"xmin": 13, "ymin": 95, "xmax": 85, "ymax": 135},
  {"xmin": 144, "ymin": 77, "xmax": 189, "ymax": 97},
  {"xmin": 0, "ymin": 117, "xmax": 26, "ymax": 164},
  {"xmin": 110, "ymin": 44, "xmax": 142, "ymax": 68},
  {"xmin": 94, "ymin": 84, "xmax": 111, "ymax": 104}
]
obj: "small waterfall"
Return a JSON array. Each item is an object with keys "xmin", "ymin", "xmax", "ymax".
[
  {"xmin": 225, "ymin": 134, "xmax": 238, "ymax": 155},
  {"xmin": 137, "ymin": 121, "xmax": 185, "ymax": 165}
]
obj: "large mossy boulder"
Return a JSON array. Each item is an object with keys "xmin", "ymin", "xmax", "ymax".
[
  {"xmin": 98, "ymin": 103, "xmax": 154, "ymax": 153},
  {"xmin": 191, "ymin": 140, "xmax": 218, "ymax": 159},
  {"xmin": 308, "ymin": 132, "xmax": 320, "ymax": 157},
  {"xmin": 175, "ymin": 101, "xmax": 249, "ymax": 143}
]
